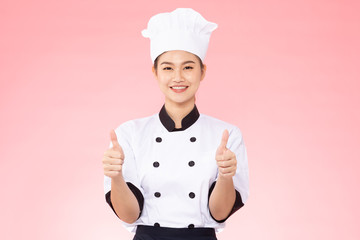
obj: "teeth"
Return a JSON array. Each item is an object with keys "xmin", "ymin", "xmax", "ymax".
[{"xmin": 172, "ymin": 86, "xmax": 187, "ymax": 89}]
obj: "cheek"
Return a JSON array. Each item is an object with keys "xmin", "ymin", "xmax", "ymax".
[
  {"xmin": 156, "ymin": 76, "xmax": 169, "ymax": 90},
  {"xmin": 187, "ymin": 73, "xmax": 202, "ymax": 86}
]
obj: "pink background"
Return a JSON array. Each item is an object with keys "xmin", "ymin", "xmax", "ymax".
[{"xmin": 1, "ymin": 0, "xmax": 359, "ymax": 239}]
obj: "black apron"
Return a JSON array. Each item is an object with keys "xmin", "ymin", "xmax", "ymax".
[{"xmin": 133, "ymin": 225, "xmax": 217, "ymax": 240}]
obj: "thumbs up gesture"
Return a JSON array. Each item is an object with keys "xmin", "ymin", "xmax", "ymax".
[
  {"xmin": 216, "ymin": 129, "xmax": 237, "ymax": 179},
  {"xmin": 102, "ymin": 129, "xmax": 125, "ymax": 180}
]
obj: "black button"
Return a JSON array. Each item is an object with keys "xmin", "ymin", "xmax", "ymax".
[
  {"xmin": 189, "ymin": 192, "xmax": 195, "ymax": 199},
  {"xmin": 153, "ymin": 161, "xmax": 160, "ymax": 168},
  {"xmin": 156, "ymin": 137, "xmax": 162, "ymax": 142},
  {"xmin": 154, "ymin": 192, "xmax": 161, "ymax": 198},
  {"xmin": 188, "ymin": 161, "xmax": 195, "ymax": 167},
  {"xmin": 190, "ymin": 137, "xmax": 196, "ymax": 142},
  {"xmin": 154, "ymin": 222, "xmax": 160, "ymax": 227},
  {"xmin": 188, "ymin": 224, "xmax": 194, "ymax": 229}
]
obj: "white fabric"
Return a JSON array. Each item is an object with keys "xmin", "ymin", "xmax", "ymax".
[
  {"xmin": 104, "ymin": 113, "xmax": 249, "ymax": 233},
  {"xmin": 141, "ymin": 8, "xmax": 218, "ymax": 62}
]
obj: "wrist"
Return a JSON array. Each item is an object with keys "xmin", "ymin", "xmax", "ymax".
[
  {"xmin": 217, "ymin": 174, "xmax": 233, "ymax": 184},
  {"xmin": 111, "ymin": 172, "xmax": 125, "ymax": 184}
]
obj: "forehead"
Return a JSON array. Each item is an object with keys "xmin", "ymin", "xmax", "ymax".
[{"xmin": 158, "ymin": 50, "xmax": 200, "ymax": 64}]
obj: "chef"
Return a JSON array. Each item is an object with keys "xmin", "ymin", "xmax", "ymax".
[{"xmin": 103, "ymin": 8, "xmax": 249, "ymax": 240}]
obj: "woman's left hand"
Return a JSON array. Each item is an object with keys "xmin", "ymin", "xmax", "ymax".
[{"xmin": 215, "ymin": 129, "xmax": 237, "ymax": 179}]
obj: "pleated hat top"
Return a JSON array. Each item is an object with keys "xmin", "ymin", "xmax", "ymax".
[{"xmin": 142, "ymin": 8, "xmax": 218, "ymax": 62}]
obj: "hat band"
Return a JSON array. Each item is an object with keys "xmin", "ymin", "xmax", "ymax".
[{"xmin": 150, "ymin": 30, "xmax": 210, "ymax": 62}]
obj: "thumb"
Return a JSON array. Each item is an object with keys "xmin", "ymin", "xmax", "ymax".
[
  {"xmin": 217, "ymin": 129, "xmax": 229, "ymax": 155},
  {"xmin": 110, "ymin": 129, "xmax": 121, "ymax": 150}
]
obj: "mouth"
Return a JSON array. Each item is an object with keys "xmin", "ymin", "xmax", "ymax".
[
  {"xmin": 170, "ymin": 86, "xmax": 188, "ymax": 93},
  {"xmin": 170, "ymin": 86, "xmax": 188, "ymax": 90}
]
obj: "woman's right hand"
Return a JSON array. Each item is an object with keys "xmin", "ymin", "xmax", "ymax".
[{"xmin": 102, "ymin": 129, "xmax": 124, "ymax": 180}]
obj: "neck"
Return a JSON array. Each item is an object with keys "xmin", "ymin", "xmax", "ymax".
[{"xmin": 164, "ymin": 99, "xmax": 195, "ymax": 128}]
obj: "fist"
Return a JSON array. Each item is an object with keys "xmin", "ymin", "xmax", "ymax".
[
  {"xmin": 215, "ymin": 129, "xmax": 237, "ymax": 178},
  {"xmin": 102, "ymin": 129, "xmax": 125, "ymax": 179}
]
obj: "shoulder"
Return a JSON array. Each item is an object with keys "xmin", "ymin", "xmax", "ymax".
[
  {"xmin": 114, "ymin": 113, "xmax": 159, "ymax": 135},
  {"xmin": 199, "ymin": 113, "xmax": 243, "ymax": 137}
]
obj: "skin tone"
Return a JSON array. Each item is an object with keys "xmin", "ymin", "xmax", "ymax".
[
  {"xmin": 152, "ymin": 50, "xmax": 206, "ymax": 128},
  {"xmin": 102, "ymin": 50, "xmax": 238, "ymax": 223}
]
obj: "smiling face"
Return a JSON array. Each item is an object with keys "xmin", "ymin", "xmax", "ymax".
[{"xmin": 152, "ymin": 50, "xmax": 206, "ymax": 108}]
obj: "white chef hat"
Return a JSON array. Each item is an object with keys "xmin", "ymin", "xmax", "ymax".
[{"xmin": 141, "ymin": 8, "xmax": 218, "ymax": 63}]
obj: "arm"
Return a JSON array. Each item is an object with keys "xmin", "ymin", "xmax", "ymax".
[
  {"xmin": 209, "ymin": 175, "xmax": 236, "ymax": 221},
  {"xmin": 103, "ymin": 129, "xmax": 141, "ymax": 224},
  {"xmin": 209, "ymin": 129, "xmax": 245, "ymax": 221},
  {"xmin": 110, "ymin": 174, "xmax": 140, "ymax": 223}
]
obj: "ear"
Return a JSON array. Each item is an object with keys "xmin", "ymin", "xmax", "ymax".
[
  {"xmin": 200, "ymin": 64, "xmax": 207, "ymax": 81},
  {"xmin": 152, "ymin": 65, "xmax": 157, "ymax": 78}
]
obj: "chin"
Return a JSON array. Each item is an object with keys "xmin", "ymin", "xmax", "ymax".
[{"xmin": 168, "ymin": 98, "xmax": 195, "ymax": 105}]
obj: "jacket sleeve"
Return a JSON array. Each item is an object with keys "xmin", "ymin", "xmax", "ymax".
[{"xmin": 228, "ymin": 127, "xmax": 249, "ymax": 205}]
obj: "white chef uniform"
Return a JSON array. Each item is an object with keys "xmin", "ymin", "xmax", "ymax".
[{"xmin": 104, "ymin": 105, "xmax": 249, "ymax": 233}]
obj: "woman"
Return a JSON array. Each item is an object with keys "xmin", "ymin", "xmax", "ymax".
[{"xmin": 103, "ymin": 8, "xmax": 249, "ymax": 240}]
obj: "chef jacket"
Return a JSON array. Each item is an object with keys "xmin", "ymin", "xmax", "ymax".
[{"xmin": 104, "ymin": 105, "xmax": 249, "ymax": 232}]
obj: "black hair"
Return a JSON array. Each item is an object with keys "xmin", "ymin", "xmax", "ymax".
[{"xmin": 153, "ymin": 52, "xmax": 205, "ymax": 72}]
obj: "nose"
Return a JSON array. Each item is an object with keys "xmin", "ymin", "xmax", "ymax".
[{"xmin": 173, "ymin": 68, "xmax": 184, "ymax": 82}]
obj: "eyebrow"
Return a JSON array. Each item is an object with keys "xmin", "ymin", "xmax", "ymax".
[{"xmin": 160, "ymin": 61, "xmax": 196, "ymax": 65}]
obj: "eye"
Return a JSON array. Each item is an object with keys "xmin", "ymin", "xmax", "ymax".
[
  {"xmin": 184, "ymin": 66, "xmax": 193, "ymax": 70},
  {"xmin": 163, "ymin": 67, "xmax": 172, "ymax": 70}
]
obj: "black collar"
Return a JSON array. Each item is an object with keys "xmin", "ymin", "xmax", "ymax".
[{"xmin": 159, "ymin": 104, "xmax": 200, "ymax": 132}]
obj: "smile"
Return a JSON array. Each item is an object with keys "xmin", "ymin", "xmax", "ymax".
[
  {"xmin": 170, "ymin": 86, "xmax": 188, "ymax": 93},
  {"xmin": 171, "ymin": 86, "xmax": 188, "ymax": 90}
]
